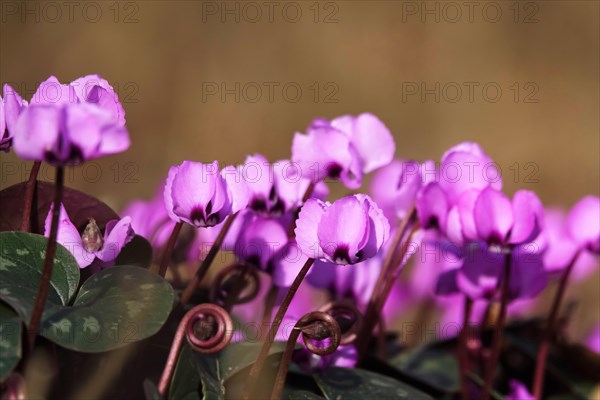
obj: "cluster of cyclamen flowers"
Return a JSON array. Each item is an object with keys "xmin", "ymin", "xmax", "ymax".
[{"xmin": 3, "ymin": 75, "xmax": 599, "ymax": 399}]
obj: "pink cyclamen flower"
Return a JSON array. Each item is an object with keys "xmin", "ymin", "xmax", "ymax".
[
  {"xmin": 432, "ymin": 186, "xmax": 544, "ymax": 247},
  {"xmin": 438, "ymin": 142, "xmax": 502, "ymax": 204},
  {"xmin": 292, "ymin": 113, "xmax": 395, "ymax": 189},
  {"xmin": 12, "ymin": 75, "xmax": 129, "ymax": 165},
  {"xmin": 506, "ymin": 380, "xmax": 535, "ymax": 400},
  {"xmin": 534, "ymin": 208, "xmax": 598, "ymax": 280},
  {"xmin": 566, "ymin": 195, "xmax": 600, "ymax": 254},
  {"xmin": 0, "ymin": 84, "xmax": 27, "ymax": 152},
  {"xmin": 295, "ymin": 194, "xmax": 390, "ymax": 264},
  {"xmin": 239, "ymin": 154, "xmax": 328, "ymax": 217},
  {"xmin": 45, "ymin": 204, "xmax": 134, "ymax": 268},
  {"xmin": 585, "ymin": 323, "xmax": 600, "ymax": 354},
  {"xmin": 164, "ymin": 160, "xmax": 249, "ymax": 228},
  {"xmin": 370, "ymin": 159, "xmax": 437, "ymax": 223},
  {"xmin": 436, "ymin": 242, "xmax": 547, "ymax": 301}
]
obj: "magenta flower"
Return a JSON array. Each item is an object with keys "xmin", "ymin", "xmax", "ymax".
[
  {"xmin": 0, "ymin": 84, "xmax": 27, "ymax": 152},
  {"xmin": 566, "ymin": 195, "xmax": 600, "ymax": 254},
  {"xmin": 239, "ymin": 154, "xmax": 328, "ymax": 216},
  {"xmin": 233, "ymin": 215, "xmax": 288, "ymax": 272},
  {"xmin": 438, "ymin": 142, "xmax": 502, "ymax": 204},
  {"xmin": 435, "ymin": 187, "xmax": 544, "ymax": 247},
  {"xmin": 12, "ymin": 75, "xmax": 129, "ymax": 165},
  {"xmin": 436, "ymin": 242, "xmax": 548, "ymax": 301},
  {"xmin": 371, "ymin": 159, "xmax": 437, "ymax": 223},
  {"xmin": 292, "ymin": 113, "xmax": 395, "ymax": 189},
  {"xmin": 164, "ymin": 160, "xmax": 249, "ymax": 228},
  {"xmin": 295, "ymin": 194, "xmax": 390, "ymax": 264},
  {"xmin": 585, "ymin": 323, "xmax": 600, "ymax": 354},
  {"xmin": 506, "ymin": 380, "xmax": 535, "ymax": 400},
  {"xmin": 534, "ymin": 208, "xmax": 598, "ymax": 280},
  {"xmin": 121, "ymin": 188, "xmax": 176, "ymax": 249},
  {"xmin": 45, "ymin": 204, "xmax": 134, "ymax": 268}
]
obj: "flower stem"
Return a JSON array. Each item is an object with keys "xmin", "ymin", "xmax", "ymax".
[
  {"xmin": 153, "ymin": 221, "xmax": 183, "ymax": 278},
  {"xmin": 482, "ymin": 251, "xmax": 512, "ymax": 400},
  {"xmin": 459, "ymin": 296, "xmax": 474, "ymax": 400},
  {"xmin": 356, "ymin": 208, "xmax": 416, "ymax": 363},
  {"xmin": 20, "ymin": 161, "xmax": 41, "ymax": 232},
  {"xmin": 180, "ymin": 212, "xmax": 238, "ymax": 305},
  {"xmin": 532, "ymin": 251, "xmax": 580, "ymax": 399},
  {"xmin": 242, "ymin": 258, "xmax": 314, "ymax": 399},
  {"xmin": 261, "ymin": 285, "xmax": 279, "ymax": 338},
  {"xmin": 28, "ymin": 166, "xmax": 63, "ymax": 351}
]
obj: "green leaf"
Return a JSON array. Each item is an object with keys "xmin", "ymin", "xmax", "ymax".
[
  {"xmin": 40, "ymin": 266, "xmax": 174, "ymax": 352},
  {"xmin": 143, "ymin": 379, "xmax": 164, "ymax": 400},
  {"xmin": 314, "ymin": 367, "xmax": 434, "ymax": 400},
  {"xmin": 0, "ymin": 302, "xmax": 22, "ymax": 381},
  {"xmin": 391, "ymin": 346, "xmax": 459, "ymax": 394},
  {"xmin": 0, "ymin": 231, "xmax": 80, "ymax": 321},
  {"xmin": 288, "ymin": 390, "xmax": 326, "ymax": 400},
  {"xmin": 169, "ymin": 344, "xmax": 205, "ymax": 400},
  {"xmin": 219, "ymin": 341, "xmax": 292, "ymax": 381}
]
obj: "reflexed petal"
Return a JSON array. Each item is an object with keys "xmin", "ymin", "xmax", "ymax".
[
  {"xmin": 72, "ymin": 74, "xmax": 126, "ymax": 126},
  {"xmin": 221, "ymin": 165, "xmax": 249, "ymax": 214},
  {"xmin": 12, "ymin": 105, "xmax": 62, "ymax": 161},
  {"xmin": 96, "ymin": 125, "xmax": 131, "ymax": 157},
  {"xmin": 457, "ymin": 189, "xmax": 480, "ymax": 241},
  {"xmin": 170, "ymin": 161, "xmax": 218, "ymax": 226},
  {"xmin": 64, "ymin": 103, "xmax": 104, "ymax": 160},
  {"xmin": 416, "ymin": 182, "xmax": 448, "ymax": 230},
  {"xmin": 306, "ymin": 258, "xmax": 336, "ymax": 288},
  {"xmin": 3, "ymin": 83, "xmax": 26, "ymax": 130},
  {"xmin": 295, "ymin": 198, "xmax": 328, "ymax": 260},
  {"xmin": 235, "ymin": 218, "xmax": 288, "ymax": 269},
  {"xmin": 291, "ymin": 126, "xmax": 353, "ymax": 183},
  {"xmin": 317, "ymin": 196, "xmax": 369, "ymax": 264},
  {"xmin": 241, "ymin": 154, "xmax": 273, "ymax": 199},
  {"xmin": 273, "ymin": 242, "xmax": 310, "ymax": 287},
  {"xmin": 510, "ymin": 244, "xmax": 547, "ymax": 299},
  {"xmin": 567, "ymin": 195, "xmax": 600, "ymax": 252},
  {"xmin": 45, "ymin": 203, "xmax": 92, "ymax": 268},
  {"xmin": 96, "ymin": 217, "xmax": 134, "ymax": 262},
  {"xmin": 474, "ymin": 187, "xmax": 514, "ymax": 244},
  {"xmin": 369, "ymin": 160, "xmax": 404, "ymax": 221},
  {"xmin": 439, "ymin": 142, "xmax": 502, "ymax": 204},
  {"xmin": 332, "ymin": 113, "xmax": 395, "ymax": 173},
  {"xmin": 164, "ymin": 165, "xmax": 180, "ymax": 222},
  {"xmin": 354, "ymin": 194, "xmax": 390, "ymax": 260},
  {"xmin": 509, "ymin": 190, "xmax": 544, "ymax": 245},
  {"xmin": 31, "ymin": 76, "xmax": 74, "ymax": 106}
]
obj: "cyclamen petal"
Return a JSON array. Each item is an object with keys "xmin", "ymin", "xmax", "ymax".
[
  {"xmin": 416, "ymin": 182, "xmax": 448, "ymax": 230},
  {"xmin": 71, "ymin": 74, "xmax": 126, "ymax": 126},
  {"xmin": 567, "ymin": 195, "xmax": 600, "ymax": 252},
  {"xmin": 506, "ymin": 380, "xmax": 535, "ymax": 400},
  {"xmin": 439, "ymin": 142, "xmax": 502, "ymax": 204},
  {"xmin": 1, "ymin": 84, "xmax": 27, "ymax": 152},
  {"xmin": 44, "ymin": 204, "xmax": 92, "ymax": 268},
  {"xmin": 295, "ymin": 195, "xmax": 390, "ymax": 265},
  {"xmin": 164, "ymin": 160, "xmax": 247, "ymax": 228},
  {"xmin": 96, "ymin": 217, "xmax": 134, "ymax": 262},
  {"xmin": 12, "ymin": 75, "xmax": 130, "ymax": 164},
  {"xmin": 234, "ymin": 217, "xmax": 288, "ymax": 269},
  {"xmin": 331, "ymin": 112, "xmax": 395, "ymax": 174},
  {"xmin": 474, "ymin": 187, "xmax": 514, "ymax": 245},
  {"xmin": 317, "ymin": 196, "xmax": 369, "ymax": 264},
  {"xmin": 509, "ymin": 190, "xmax": 544, "ymax": 245},
  {"xmin": 295, "ymin": 198, "xmax": 328, "ymax": 260}
]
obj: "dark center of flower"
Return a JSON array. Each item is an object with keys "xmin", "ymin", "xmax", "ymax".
[
  {"xmin": 190, "ymin": 207, "xmax": 207, "ymax": 227},
  {"xmin": 425, "ymin": 216, "xmax": 439, "ymax": 230},
  {"xmin": 250, "ymin": 197, "xmax": 268, "ymax": 213},
  {"xmin": 333, "ymin": 245, "xmax": 351, "ymax": 265},
  {"xmin": 326, "ymin": 163, "xmax": 343, "ymax": 179}
]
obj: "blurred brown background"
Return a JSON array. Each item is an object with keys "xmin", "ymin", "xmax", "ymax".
[{"xmin": 1, "ymin": 0, "xmax": 599, "ymax": 345}]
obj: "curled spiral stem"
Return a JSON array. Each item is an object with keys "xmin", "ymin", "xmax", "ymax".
[
  {"xmin": 209, "ymin": 263, "xmax": 261, "ymax": 311},
  {"xmin": 270, "ymin": 311, "xmax": 342, "ymax": 400},
  {"xmin": 157, "ymin": 304, "xmax": 233, "ymax": 396}
]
